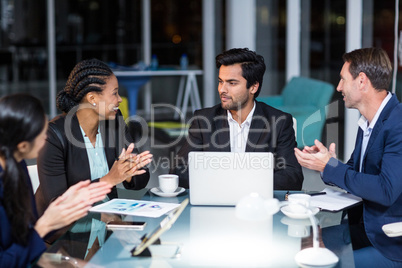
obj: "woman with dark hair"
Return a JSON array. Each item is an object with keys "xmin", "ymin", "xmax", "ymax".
[
  {"xmin": 36, "ymin": 59, "xmax": 152, "ymax": 215},
  {"xmin": 0, "ymin": 94, "xmax": 111, "ymax": 267}
]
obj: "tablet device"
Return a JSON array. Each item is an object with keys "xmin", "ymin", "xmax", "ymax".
[{"xmin": 131, "ymin": 198, "xmax": 189, "ymax": 256}]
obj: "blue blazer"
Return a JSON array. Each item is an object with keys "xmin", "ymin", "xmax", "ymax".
[
  {"xmin": 324, "ymin": 94, "xmax": 402, "ymax": 262},
  {"xmin": 0, "ymin": 161, "xmax": 47, "ymax": 267}
]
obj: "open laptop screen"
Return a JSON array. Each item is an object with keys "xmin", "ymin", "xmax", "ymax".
[{"xmin": 188, "ymin": 152, "xmax": 273, "ymax": 206}]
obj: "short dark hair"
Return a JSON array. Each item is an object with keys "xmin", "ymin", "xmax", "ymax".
[
  {"xmin": 216, "ymin": 48, "xmax": 266, "ymax": 98},
  {"xmin": 342, "ymin": 47, "xmax": 392, "ymax": 91},
  {"xmin": 56, "ymin": 58, "xmax": 114, "ymax": 113}
]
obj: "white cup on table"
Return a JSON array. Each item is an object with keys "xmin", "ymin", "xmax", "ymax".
[
  {"xmin": 158, "ymin": 174, "xmax": 179, "ymax": 193},
  {"xmin": 287, "ymin": 193, "xmax": 311, "ymax": 213}
]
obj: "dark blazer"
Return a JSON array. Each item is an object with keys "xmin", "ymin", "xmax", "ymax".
[
  {"xmin": 36, "ymin": 111, "xmax": 150, "ymax": 215},
  {"xmin": 324, "ymin": 94, "xmax": 402, "ymax": 262},
  {"xmin": 0, "ymin": 161, "xmax": 47, "ymax": 267},
  {"xmin": 172, "ymin": 101, "xmax": 304, "ymax": 190}
]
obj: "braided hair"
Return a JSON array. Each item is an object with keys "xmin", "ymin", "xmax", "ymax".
[
  {"xmin": 57, "ymin": 59, "xmax": 114, "ymax": 113},
  {"xmin": 0, "ymin": 94, "xmax": 46, "ymax": 245}
]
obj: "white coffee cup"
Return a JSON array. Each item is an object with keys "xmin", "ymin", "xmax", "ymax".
[
  {"xmin": 158, "ymin": 174, "xmax": 179, "ymax": 193},
  {"xmin": 287, "ymin": 193, "xmax": 311, "ymax": 213}
]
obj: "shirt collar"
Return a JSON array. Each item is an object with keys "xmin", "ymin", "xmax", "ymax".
[
  {"xmin": 79, "ymin": 125, "xmax": 101, "ymax": 147},
  {"xmin": 358, "ymin": 92, "xmax": 392, "ymax": 132},
  {"xmin": 227, "ymin": 101, "xmax": 256, "ymax": 127}
]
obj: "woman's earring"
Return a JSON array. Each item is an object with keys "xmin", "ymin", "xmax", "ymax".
[{"xmin": 93, "ymin": 103, "xmax": 96, "ymax": 107}]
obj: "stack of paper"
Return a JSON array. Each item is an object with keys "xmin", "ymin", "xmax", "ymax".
[
  {"xmin": 90, "ymin": 199, "xmax": 180, "ymax": 218},
  {"xmin": 310, "ymin": 188, "xmax": 362, "ymax": 212}
]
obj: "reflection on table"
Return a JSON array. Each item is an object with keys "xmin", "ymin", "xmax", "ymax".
[{"xmin": 36, "ymin": 191, "xmax": 355, "ymax": 267}]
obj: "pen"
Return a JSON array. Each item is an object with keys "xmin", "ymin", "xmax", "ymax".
[{"xmin": 309, "ymin": 192, "xmax": 326, "ymax": 196}]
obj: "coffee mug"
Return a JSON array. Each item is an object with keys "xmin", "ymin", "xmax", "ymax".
[
  {"xmin": 287, "ymin": 193, "xmax": 311, "ymax": 213},
  {"xmin": 158, "ymin": 174, "xmax": 179, "ymax": 193}
]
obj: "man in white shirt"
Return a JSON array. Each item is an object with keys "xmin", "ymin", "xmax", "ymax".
[
  {"xmin": 294, "ymin": 47, "xmax": 402, "ymax": 267},
  {"xmin": 172, "ymin": 48, "xmax": 303, "ymax": 190}
]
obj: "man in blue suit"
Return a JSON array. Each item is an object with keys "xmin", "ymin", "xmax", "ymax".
[{"xmin": 295, "ymin": 47, "xmax": 402, "ymax": 267}]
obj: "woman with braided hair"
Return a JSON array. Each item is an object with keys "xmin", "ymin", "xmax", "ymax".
[
  {"xmin": 36, "ymin": 58, "xmax": 152, "ymax": 216},
  {"xmin": 0, "ymin": 94, "xmax": 111, "ymax": 267}
]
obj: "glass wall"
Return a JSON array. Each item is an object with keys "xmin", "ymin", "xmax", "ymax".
[
  {"xmin": 147, "ymin": 0, "xmax": 203, "ymax": 106},
  {"xmin": 256, "ymin": 0, "xmax": 287, "ymax": 96},
  {"xmin": 0, "ymin": 0, "xmax": 49, "ymax": 99},
  {"xmin": 151, "ymin": 0, "xmax": 202, "ymax": 68},
  {"xmin": 0, "ymin": 0, "xmax": 400, "ymax": 149},
  {"xmin": 0, "ymin": 0, "xmax": 206, "ymax": 114},
  {"xmin": 302, "ymin": 0, "xmax": 347, "ymax": 158},
  {"xmin": 363, "ymin": 0, "xmax": 402, "ymax": 100}
]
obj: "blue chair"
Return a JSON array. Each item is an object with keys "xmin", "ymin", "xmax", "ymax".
[{"xmin": 258, "ymin": 76, "xmax": 334, "ymax": 147}]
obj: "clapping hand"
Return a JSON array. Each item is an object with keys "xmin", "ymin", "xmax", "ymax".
[
  {"xmin": 34, "ymin": 180, "xmax": 111, "ymax": 237},
  {"xmin": 294, "ymin": 139, "xmax": 336, "ymax": 172},
  {"xmin": 102, "ymin": 143, "xmax": 153, "ymax": 186}
]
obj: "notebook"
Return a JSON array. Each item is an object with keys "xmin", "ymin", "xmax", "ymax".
[{"xmin": 188, "ymin": 151, "xmax": 273, "ymax": 206}]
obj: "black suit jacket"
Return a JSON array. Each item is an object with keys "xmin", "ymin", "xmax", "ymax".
[
  {"xmin": 172, "ymin": 101, "xmax": 303, "ymax": 190},
  {"xmin": 35, "ymin": 111, "xmax": 150, "ymax": 215}
]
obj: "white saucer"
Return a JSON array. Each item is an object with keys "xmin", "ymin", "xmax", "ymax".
[
  {"xmin": 281, "ymin": 216, "xmax": 312, "ymax": 226},
  {"xmin": 150, "ymin": 187, "xmax": 185, "ymax": 197},
  {"xmin": 382, "ymin": 222, "xmax": 402, "ymax": 237},
  {"xmin": 280, "ymin": 205, "xmax": 319, "ymax": 219}
]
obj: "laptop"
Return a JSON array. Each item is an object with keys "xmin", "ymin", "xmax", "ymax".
[{"xmin": 188, "ymin": 151, "xmax": 273, "ymax": 206}]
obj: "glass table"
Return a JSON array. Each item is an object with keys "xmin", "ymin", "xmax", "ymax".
[{"xmin": 36, "ymin": 190, "xmax": 355, "ymax": 267}]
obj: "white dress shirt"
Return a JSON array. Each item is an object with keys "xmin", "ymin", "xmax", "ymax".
[
  {"xmin": 358, "ymin": 92, "xmax": 391, "ymax": 172},
  {"xmin": 227, "ymin": 102, "xmax": 256, "ymax": 153}
]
